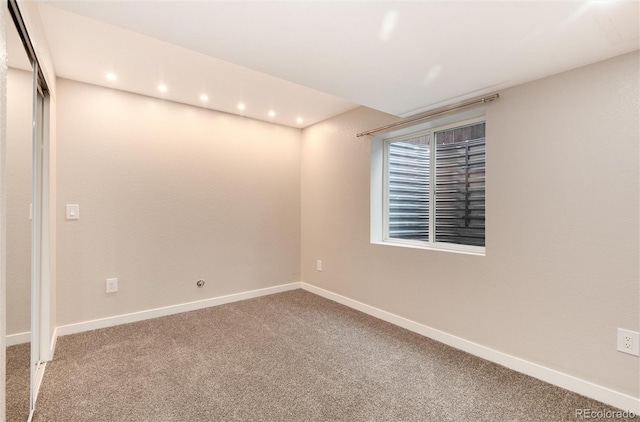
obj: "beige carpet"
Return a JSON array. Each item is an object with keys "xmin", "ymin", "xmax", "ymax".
[
  {"xmin": 14, "ymin": 289, "xmax": 623, "ymax": 421},
  {"xmin": 6, "ymin": 343, "xmax": 30, "ymax": 422}
]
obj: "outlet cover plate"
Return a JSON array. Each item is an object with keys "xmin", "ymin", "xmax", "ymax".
[
  {"xmin": 106, "ymin": 278, "xmax": 118, "ymax": 293},
  {"xmin": 617, "ymin": 328, "xmax": 640, "ymax": 356}
]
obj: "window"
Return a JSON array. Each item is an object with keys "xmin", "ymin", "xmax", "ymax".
[{"xmin": 372, "ymin": 117, "xmax": 485, "ymax": 255}]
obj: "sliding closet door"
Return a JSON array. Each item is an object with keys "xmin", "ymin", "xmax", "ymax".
[
  {"xmin": 29, "ymin": 63, "xmax": 44, "ymax": 415},
  {"xmin": 6, "ymin": 1, "xmax": 51, "ymax": 418},
  {"xmin": 6, "ymin": 4, "xmax": 35, "ymax": 420}
]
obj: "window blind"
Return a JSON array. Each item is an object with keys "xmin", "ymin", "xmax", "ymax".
[
  {"xmin": 435, "ymin": 123, "xmax": 486, "ymax": 246},
  {"xmin": 387, "ymin": 136, "xmax": 430, "ymax": 241}
]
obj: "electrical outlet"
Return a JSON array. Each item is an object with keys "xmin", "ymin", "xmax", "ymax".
[
  {"xmin": 617, "ymin": 328, "xmax": 639, "ymax": 356},
  {"xmin": 316, "ymin": 260, "xmax": 322, "ymax": 271},
  {"xmin": 106, "ymin": 278, "xmax": 118, "ymax": 293}
]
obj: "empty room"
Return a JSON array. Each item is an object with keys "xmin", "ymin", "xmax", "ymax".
[{"xmin": 1, "ymin": 1, "xmax": 639, "ymax": 421}]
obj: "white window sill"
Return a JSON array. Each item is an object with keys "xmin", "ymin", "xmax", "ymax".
[{"xmin": 371, "ymin": 240, "xmax": 485, "ymax": 257}]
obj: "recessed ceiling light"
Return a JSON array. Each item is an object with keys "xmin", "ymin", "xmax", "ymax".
[
  {"xmin": 268, "ymin": 110, "xmax": 276, "ymax": 118},
  {"xmin": 238, "ymin": 103, "xmax": 246, "ymax": 111},
  {"xmin": 200, "ymin": 94, "xmax": 209, "ymax": 101},
  {"xmin": 106, "ymin": 73, "xmax": 117, "ymax": 81},
  {"xmin": 158, "ymin": 84, "xmax": 168, "ymax": 93},
  {"xmin": 296, "ymin": 117, "xmax": 304, "ymax": 124}
]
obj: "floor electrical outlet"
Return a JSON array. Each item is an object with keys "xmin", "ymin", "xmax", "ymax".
[
  {"xmin": 617, "ymin": 328, "xmax": 640, "ymax": 356},
  {"xmin": 106, "ymin": 278, "xmax": 118, "ymax": 293}
]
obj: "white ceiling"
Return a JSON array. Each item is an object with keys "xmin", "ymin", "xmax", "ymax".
[
  {"xmin": 36, "ymin": 4, "xmax": 357, "ymax": 128},
  {"xmin": 37, "ymin": 1, "xmax": 638, "ymax": 127}
]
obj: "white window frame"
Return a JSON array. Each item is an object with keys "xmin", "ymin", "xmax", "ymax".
[{"xmin": 371, "ymin": 110, "xmax": 486, "ymax": 256}]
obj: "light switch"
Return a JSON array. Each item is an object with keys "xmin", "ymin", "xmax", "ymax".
[{"xmin": 66, "ymin": 204, "xmax": 80, "ymax": 220}]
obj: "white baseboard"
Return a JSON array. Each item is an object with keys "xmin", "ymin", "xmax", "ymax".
[
  {"xmin": 56, "ymin": 282, "xmax": 302, "ymax": 337},
  {"xmin": 300, "ymin": 282, "xmax": 640, "ymax": 414},
  {"xmin": 6, "ymin": 331, "xmax": 30, "ymax": 346}
]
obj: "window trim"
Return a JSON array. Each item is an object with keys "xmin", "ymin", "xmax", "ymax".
[{"xmin": 371, "ymin": 112, "xmax": 486, "ymax": 256}]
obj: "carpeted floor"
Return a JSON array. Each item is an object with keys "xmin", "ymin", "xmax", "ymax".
[
  {"xmin": 6, "ymin": 343, "xmax": 30, "ymax": 422},
  {"xmin": 10, "ymin": 289, "xmax": 625, "ymax": 421}
]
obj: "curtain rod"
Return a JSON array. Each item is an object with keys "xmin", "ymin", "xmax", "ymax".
[{"xmin": 356, "ymin": 93, "xmax": 499, "ymax": 137}]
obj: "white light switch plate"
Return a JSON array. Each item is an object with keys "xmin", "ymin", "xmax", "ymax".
[{"xmin": 66, "ymin": 204, "xmax": 80, "ymax": 220}]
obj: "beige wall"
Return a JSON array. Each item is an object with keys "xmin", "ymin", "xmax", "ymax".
[
  {"xmin": 301, "ymin": 52, "xmax": 640, "ymax": 398},
  {"xmin": 56, "ymin": 78, "xmax": 301, "ymax": 326},
  {"xmin": 6, "ymin": 67, "xmax": 32, "ymax": 335}
]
